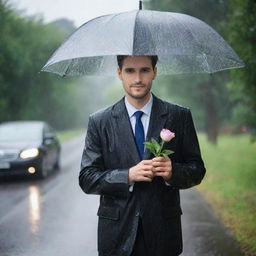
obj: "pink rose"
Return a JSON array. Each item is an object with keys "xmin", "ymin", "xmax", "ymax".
[
  {"xmin": 144, "ymin": 128, "xmax": 175, "ymax": 157},
  {"xmin": 160, "ymin": 129, "xmax": 175, "ymax": 142}
]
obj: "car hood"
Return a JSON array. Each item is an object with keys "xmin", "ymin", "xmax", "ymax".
[{"xmin": 0, "ymin": 141, "xmax": 41, "ymax": 151}]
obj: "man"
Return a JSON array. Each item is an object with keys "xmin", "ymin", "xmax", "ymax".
[{"xmin": 79, "ymin": 55, "xmax": 206, "ymax": 256}]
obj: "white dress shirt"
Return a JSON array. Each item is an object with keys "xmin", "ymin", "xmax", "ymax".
[{"xmin": 125, "ymin": 94, "xmax": 153, "ymax": 139}]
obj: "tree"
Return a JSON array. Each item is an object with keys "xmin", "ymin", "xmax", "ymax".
[
  {"xmin": 226, "ymin": 0, "xmax": 256, "ymax": 138},
  {"xmin": 146, "ymin": 0, "xmax": 237, "ymax": 144},
  {"xmin": 0, "ymin": 0, "xmax": 87, "ymax": 130}
]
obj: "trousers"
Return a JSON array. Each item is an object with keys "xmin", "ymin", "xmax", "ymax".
[
  {"xmin": 130, "ymin": 218, "xmax": 147, "ymax": 256},
  {"xmin": 130, "ymin": 217, "xmax": 180, "ymax": 256}
]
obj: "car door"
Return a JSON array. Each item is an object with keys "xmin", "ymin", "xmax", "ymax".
[
  {"xmin": 42, "ymin": 124, "xmax": 55, "ymax": 170},
  {"xmin": 43, "ymin": 124, "xmax": 59, "ymax": 170}
]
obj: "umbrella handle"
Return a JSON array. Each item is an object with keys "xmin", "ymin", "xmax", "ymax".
[{"xmin": 139, "ymin": 0, "xmax": 142, "ymax": 10}]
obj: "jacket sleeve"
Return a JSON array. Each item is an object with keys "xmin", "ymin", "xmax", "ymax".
[
  {"xmin": 79, "ymin": 115, "xmax": 130, "ymax": 197},
  {"xmin": 167, "ymin": 109, "xmax": 206, "ymax": 189}
]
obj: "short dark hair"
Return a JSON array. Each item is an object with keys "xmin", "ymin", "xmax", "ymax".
[{"xmin": 117, "ymin": 55, "xmax": 158, "ymax": 69}]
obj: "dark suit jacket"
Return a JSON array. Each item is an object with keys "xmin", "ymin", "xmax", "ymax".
[{"xmin": 79, "ymin": 95, "xmax": 206, "ymax": 256}]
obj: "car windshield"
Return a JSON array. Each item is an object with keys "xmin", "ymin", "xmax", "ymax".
[{"xmin": 0, "ymin": 123, "xmax": 42, "ymax": 142}]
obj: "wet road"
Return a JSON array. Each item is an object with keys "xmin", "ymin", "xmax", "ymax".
[
  {"xmin": 0, "ymin": 136, "xmax": 244, "ymax": 256},
  {"xmin": 181, "ymin": 190, "xmax": 244, "ymax": 256}
]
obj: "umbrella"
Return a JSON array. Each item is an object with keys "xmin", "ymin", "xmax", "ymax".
[{"xmin": 41, "ymin": 6, "xmax": 244, "ymax": 76}]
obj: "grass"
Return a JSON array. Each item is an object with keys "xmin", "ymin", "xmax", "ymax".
[
  {"xmin": 197, "ymin": 133, "xmax": 256, "ymax": 256},
  {"xmin": 56, "ymin": 129, "xmax": 85, "ymax": 143}
]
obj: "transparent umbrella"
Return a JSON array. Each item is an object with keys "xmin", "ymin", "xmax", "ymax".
[{"xmin": 41, "ymin": 8, "xmax": 244, "ymax": 76}]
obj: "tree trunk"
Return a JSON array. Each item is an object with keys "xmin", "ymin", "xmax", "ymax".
[{"xmin": 199, "ymin": 77, "xmax": 218, "ymax": 144}]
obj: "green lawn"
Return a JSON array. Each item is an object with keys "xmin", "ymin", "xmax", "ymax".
[
  {"xmin": 57, "ymin": 129, "xmax": 85, "ymax": 143},
  {"xmin": 197, "ymin": 134, "xmax": 256, "ymax": 256}
]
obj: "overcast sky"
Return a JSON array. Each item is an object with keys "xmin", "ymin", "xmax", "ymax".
[{"xmin": 10, "ymin": 0, "xmax": 142, "ymax": 26}]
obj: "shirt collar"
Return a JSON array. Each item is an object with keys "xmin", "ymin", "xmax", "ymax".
[{"xmin": 125, "ymin": 94, "xmax": 153, "ymax": 118}]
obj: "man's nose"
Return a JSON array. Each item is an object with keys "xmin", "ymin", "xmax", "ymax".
[{"xmin": 134, "ymin": 72, "xmax": 142, "ymax": 84}]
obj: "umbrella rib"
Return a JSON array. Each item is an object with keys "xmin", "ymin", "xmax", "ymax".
[
  {"xmin": 171, "ymin": 14, "xmax": 202, "ymax": 50},
  {"xmin": 202, "ymin": 53, "xmax": 211, "ymax": 73},
  {"xmin": 62, "ymin": 59, "xmax": 72, "ymax": 77},
  {"xmin": 170, "ymin": 14, "xmax": 212, "ymax": 73},
  {"xmin": 132, "ymin": 10, "xmax": 140, "ymax": 55}
]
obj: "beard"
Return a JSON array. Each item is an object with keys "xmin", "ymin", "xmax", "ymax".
[{"xmin": 125, "ymin": 83, "xmax": 152, "ymax": 100}]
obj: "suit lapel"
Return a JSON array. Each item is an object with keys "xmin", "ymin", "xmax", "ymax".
[
  {"xmin": 111, "ymin": 98, "xmax": 141, "ymax": 164},
  {"xmin": 144, "ymin": 95, "xmax": 173, "ymax": 160}
]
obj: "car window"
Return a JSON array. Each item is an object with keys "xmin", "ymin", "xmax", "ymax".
[
  {"xmin": 0, "ymin": 123, "xmax": 43, "ymax": 142},
  {"xmin": 43, "ymin": 124, "xmax": 50, "ymax": 134}
]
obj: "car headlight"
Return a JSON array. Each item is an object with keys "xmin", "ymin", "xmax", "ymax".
[{"xmin": 20, "ymin": 148, "xmax": 39, "ymax": 159}]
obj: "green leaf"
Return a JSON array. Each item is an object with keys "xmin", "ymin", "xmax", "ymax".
[
  {"xmin": 144, "ymin": 141, "xmax": 156, "ymax": 155},
  {"xmin": 151, "ymin": 138, "xmax": 161, "ymax": 153},
  {"xmin": 152, "ymin": 151, "xmax": 158, "ymax": 157},
  {"xmin": 161, "ymin": 149, "xmax": 174, "ymax": 156},
  {"xmin": 144, "ymin": 142, "xmax": 154, "ymax": 151}
]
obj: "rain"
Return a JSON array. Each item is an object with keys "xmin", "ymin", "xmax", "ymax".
[{"xmin": 0, "ymin": 0, "xmax": 255, "ymax": 255}]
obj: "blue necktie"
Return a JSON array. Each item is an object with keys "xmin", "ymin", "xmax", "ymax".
[{"xmin": 134, "ymin": 111, "xmax": 145, "ymax": 160}]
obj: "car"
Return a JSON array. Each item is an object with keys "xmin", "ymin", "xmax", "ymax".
[{"xmin": 0, "ymin": 121, "xmax": 61, "ymax": 179}]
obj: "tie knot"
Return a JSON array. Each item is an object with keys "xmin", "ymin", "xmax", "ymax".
[{"xmin": 134, "ymin": 111, "xmax": 143, "ymax": 120}]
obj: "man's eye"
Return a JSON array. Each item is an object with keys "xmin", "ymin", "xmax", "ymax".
[
  {"xmin": 125, "ymin": 68, "xmax": 134, "ymax": 73},
  {"xmin": 141, "ymin": 68, "xmax": 151, "ymax": 72}
]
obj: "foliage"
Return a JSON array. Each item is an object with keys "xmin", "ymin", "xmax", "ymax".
[
  {"xmin": 198, "ymin": 133, "xmax": 256, "ymax": 255},
  {"xmin": 146, "ymin": 0, "xmax": 242, "ymax": 144},
  {"xmin": 144, "ymin": 138, "xmax": 174, "ymax": 157},
  {"xmin": 225, "ymin": 0, "xmax": 256, "ymax": 135},
  {"xmin": 0, "ymin": 0, "xmax": 91, "ymax": 130}
]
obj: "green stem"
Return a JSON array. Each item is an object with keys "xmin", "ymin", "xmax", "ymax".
[{"xmin": 158, "ymin": 140, "xmax": 165, "ymax": 156}]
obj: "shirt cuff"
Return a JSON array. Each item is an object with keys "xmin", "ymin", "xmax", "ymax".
[
  {"xmin": 129, "ymin": 183, "xmax": 134, "ymax": 192},
  {"xmin": 164, "ymin": 181, "xmax": 171, "ymax": 186}
]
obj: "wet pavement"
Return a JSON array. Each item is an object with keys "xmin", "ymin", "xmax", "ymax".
[
  {"xmin": 0, "ymin": 135, "xmax": 244, "ymax": 256},
  {"xmin": 181, "ymin": 190, "xmax": 244, "ymax": 256}
]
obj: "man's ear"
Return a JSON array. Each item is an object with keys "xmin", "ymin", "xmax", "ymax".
[
  {"xmin": 117, "ymin": 68, "xmax": 122, "ymax": 80},
  {"xmin": 153, "ymin": 67, "xmax": 157, "ymax": 80}
]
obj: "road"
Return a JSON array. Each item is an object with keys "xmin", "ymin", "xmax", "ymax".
[{"xmin": 0, "ymin": 136, "xmax": 244, "ymax": 256}]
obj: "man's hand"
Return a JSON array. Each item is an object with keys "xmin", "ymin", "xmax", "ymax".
[
  {"xmin": 152, "ymin": 157, "xmax": 172, "ymax": 181},
  {"xmin": 128, "ymin": 160, "xmax": 154, "ymax": 183}
]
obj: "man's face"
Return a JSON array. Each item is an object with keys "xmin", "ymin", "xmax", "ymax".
[{"xmin": 118, "ymin": 56, "xmax": 157, "ymax": 100}]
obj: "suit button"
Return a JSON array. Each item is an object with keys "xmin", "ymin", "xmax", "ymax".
[{"xmin": 135, "ymin": 212, "xmax": 140, "ymax": 217}]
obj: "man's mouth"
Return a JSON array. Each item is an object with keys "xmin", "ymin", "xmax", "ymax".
[{"xmin": 131, "ymin": 84, "xmax": 145, "ymax": 89}]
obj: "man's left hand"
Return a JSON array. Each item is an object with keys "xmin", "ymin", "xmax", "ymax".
[{"xmin": 152, "ymin": 157, "xmax": 172, "ymax": 181}]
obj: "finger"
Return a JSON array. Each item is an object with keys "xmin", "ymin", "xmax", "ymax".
[
  {"xmin": 153, "ymin": 160, "xmax": 171, "ymax": 167},
  {"xmin": 153, "ymin": 167, "xmax": 168, "ymax": 172},
  {"xmin": 152, "ymin": 163, "xmax": 171, "ymax": 170},
  {"xmin": 154, "ymin": 171, "xmax": 171, "ymax": 176},
  {"xmin": 152, "ymin": 165, "xmax": 168, "ymax": 171},
  {"xmin": 154, "ymin": 172, "xmax": 165, "ymax": 177},
  {"xmin": 141, "ymin": 160, "xmax": 153, "ymax": 165},
  {"xmin": 142, "ymin": 170, "xmax": 154, "ymax": 176},
  {"xmin": 152, "ymin": 161, "xmax": 169, "ymax": 167},
  {"xmin": 141, "ymin": 165, "xmax": 153, "ymax": 171},
  {"xmin": 138, "ymin": 176, "xmax": 153, "ymax": 182},
  {"xmin": 154, "ymin": 171, "xmax": 171, "ymax": 177},
  {"xmin": 152, "ymin": 160, "xmax": 164, "ymax": 166},
  {"xmin": 152, "ymin": 167, "xmax": 166, "ymax": 172},
  {"xmin": 153, "ymin": 157, "xmax": 170, "ymax": 162}
]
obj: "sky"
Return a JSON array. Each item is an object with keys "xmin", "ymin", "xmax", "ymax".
[{"xmin": 10, "ymin": 0, "xmax": 142, "ymax": 26}]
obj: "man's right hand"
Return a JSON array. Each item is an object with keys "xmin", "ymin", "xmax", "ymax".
[{"xmin": 128, "ymin": 160, "xmax": 154, "ymax": 183}]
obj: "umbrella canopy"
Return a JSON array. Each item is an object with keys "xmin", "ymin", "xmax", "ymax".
[{"xmin": 41, "ymin": 10, "xmax": 244, "ymax": 76}]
